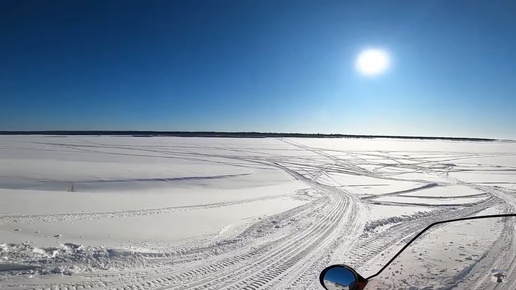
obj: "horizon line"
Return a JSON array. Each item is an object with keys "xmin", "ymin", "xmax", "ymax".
[{"xmin": 0, "ymin": 130, "xmax": 505, "ymax": 142}]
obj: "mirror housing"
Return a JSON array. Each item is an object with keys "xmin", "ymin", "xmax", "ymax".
[{"xmin": 319, "ymin": 264, "xmax": 368, "ymax": 290}]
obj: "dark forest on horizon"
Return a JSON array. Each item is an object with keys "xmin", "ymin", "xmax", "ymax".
[{"xmin": 0, "ymin": 131, "xmax": 497, "ymax": 142}]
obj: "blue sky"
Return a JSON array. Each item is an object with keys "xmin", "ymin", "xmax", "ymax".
[{"xmin": 1, "ymin": 0, "xmax": 515, "ymax": 138}]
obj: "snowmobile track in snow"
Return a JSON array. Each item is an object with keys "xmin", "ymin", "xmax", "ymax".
[
  {"xmin": 85, "ymin": 172, "xmax": 365, "ymax": 290},
  {"xmin": 0, "ymin": 193, "xmax": 294, "ymax": 225}
]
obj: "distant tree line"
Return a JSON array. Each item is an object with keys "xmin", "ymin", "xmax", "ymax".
[{"xmin": 0, "ymin": 130, "xmax": 497, "ymax": 142}]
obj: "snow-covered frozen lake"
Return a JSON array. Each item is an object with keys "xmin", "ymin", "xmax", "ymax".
[{"xmin": 1, "ymin": 136, "xmax": 515, "ymax": 289}]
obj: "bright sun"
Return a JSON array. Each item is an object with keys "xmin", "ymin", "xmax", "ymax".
[{"xmin": 355, "ymin": 49, "xmax": 390, "ymax": 76}]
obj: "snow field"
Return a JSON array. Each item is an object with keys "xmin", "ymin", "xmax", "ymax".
[{"xmin": 0, "ymin": 136, "xmax": 515, "ymax": 289}]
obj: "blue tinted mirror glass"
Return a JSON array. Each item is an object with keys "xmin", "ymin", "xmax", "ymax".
[{"xmin": 322, "ymin": 266, "xmax": 358, "ymax": 290}]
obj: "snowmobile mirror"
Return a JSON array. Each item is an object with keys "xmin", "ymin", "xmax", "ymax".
[{"xmin": 320, "ymin": 265, "xmax": 360, "ymax": 290}]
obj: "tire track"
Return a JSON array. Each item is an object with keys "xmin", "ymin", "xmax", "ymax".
[
  {"xmin": 215, "ymin": 185, "xmax": 364, "ymax": 290},
  {"xmin": 0, "ymin": 193, "xmax": 294, "ymax": 225},
  {"xmin": 48, "ymin": 187, "xmax": 328, "ymax": 289},
  {"xmin": 274, "ymin": 185, "xmax": 366, "ymax": 290},
  {"xmin": 46, "ymin": 196, "xmax": 330, "ymax": 290},
  {"xmin": 145, "ymin": 182, "xmax": 350, "ymax": 290}
]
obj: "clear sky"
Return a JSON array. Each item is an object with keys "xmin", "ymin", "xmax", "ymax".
[{"xmin": 1, "ymin": 0, "xmax": 515, "ymax": 138}]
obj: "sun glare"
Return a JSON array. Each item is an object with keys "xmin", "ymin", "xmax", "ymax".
[{"xmin": 355, "ymin": 49, "xmax": 390, "ymax": 76}]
